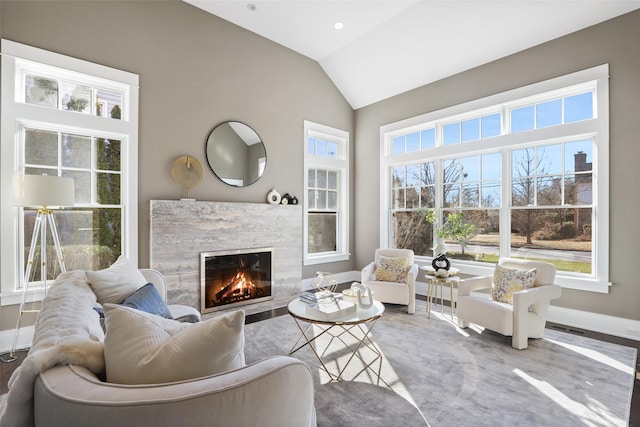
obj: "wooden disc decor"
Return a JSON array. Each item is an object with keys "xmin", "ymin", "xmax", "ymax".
[{"xmin": 171, "ymin": 155, "xmax": 205, "ymax": 200}]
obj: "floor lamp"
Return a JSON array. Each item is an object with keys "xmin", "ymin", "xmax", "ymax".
[{"xmin": 1, "ymin": 174, "xmax": 75, "ymax": 363}]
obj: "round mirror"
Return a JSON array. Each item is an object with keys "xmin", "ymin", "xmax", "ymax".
[{"xmin": 205, "ymin": 121, "xmax": 266, "ymax": 187}]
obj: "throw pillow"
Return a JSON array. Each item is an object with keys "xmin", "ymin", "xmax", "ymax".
[
  {"xmin": 374, "ymin": 256, "xmax": 409, "ymax": 283},
  {"xmin": 86, "ymin": 256, "xmax": 148, "ymax": 304},
  {"xmin": 103, "ymin": 304, "xmax": 245, "ymax": 385},
  {"xmin": 121, "ymin": 283, "xmax": 173, "ymax": 319},
  {"xmin": 491, "ymin": 264, "xmax": 537, "ymax": 304}
]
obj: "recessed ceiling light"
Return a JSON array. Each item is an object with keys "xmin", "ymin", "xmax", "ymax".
[
  {"xmin": 334, "ymin": 22, "xmax": 344, "ymax": 30},
  {"xmin": 247, "ymin": 3, "xmax": 257, "ymax": 11}
]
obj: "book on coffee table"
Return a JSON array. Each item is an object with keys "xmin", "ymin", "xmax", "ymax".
[
  {"xmin": 304, "ymin": 296, "xmax": 356, "ymax": 320},
  {"xmin": 299, "ymin": 290, "xmax": 339, "ymax": 305}
]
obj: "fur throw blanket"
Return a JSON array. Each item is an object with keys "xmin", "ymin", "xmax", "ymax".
[{"xmin": 0, "ymin": 270, "xmax": 105, "ymax": 427}]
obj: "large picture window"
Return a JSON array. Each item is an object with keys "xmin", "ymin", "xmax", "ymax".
[
  {"xmin": 303, "ymin": 121, "xmax": 349, "ymax": 265},
  {"xmin": 1, "ymin": 40, "xmax": 139, "ymax": 305},
  {"xmin": 380, "ymin": 65, "xmax": 609, "ymax": 292}
]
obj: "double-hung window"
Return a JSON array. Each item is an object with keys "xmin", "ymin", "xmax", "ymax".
[
  {"xmin": 303, "ymin": 121, "xmax": 349, "ymax": 265},
  {"xmin": 381, "ymin": 65, "xmax": 609, "ymax": 292},
  {"xmin": 1, "ymin": 40, "xmax": 139, "ymax": 305}
]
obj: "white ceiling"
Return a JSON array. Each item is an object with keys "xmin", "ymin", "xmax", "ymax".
[{"xmin": 185, "ymin": 0, "xmax": 640, "ymax": 109}]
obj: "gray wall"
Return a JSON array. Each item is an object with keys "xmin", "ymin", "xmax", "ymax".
[
  {"xmin": 0, "ymin": 0, "xmax": 355, "ymax": 331},
  {"xmin": 355, "ymin": 9, "xmax": 640, "ymax": 321}
]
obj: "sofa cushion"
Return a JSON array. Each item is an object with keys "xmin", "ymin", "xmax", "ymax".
[
  {"xmin": 121, "ymin": 283, "xmax": 173, "ymax": 319},
  {"xmin": 86, "ymin": 256, "xmax": 148, "ymax": 304},
  {"xmin": 103, "ymin": 304, "xmax": 245, "ymax": 384},
  {"xmin": 491, "ymin": 264, "xmax": 537, "ymax": 304},
  {"xmin": 374, "ymin": 256, "xmax": 409, "ymax": 283}
]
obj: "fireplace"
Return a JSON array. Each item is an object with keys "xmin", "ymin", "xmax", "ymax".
[{"xmin": 200, "ymin": 248, "xmax": 273, "ymax": 313}]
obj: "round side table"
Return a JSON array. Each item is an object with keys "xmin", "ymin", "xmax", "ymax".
[{"xmin": 423, "ymin": 273, "xmax": 460, "ymax": 320}]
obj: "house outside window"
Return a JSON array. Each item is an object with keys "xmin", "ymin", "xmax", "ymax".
[
  {"xmin": 303, "ymin": 121, "xmax": 349, "ymax": 265},
  {"xmin": 1, "ymin": 40, "xmax": 139, "ymax": 305},
  {"xmin": 380, "ymin": 65, "xmax": 609, "ymax": 293}
]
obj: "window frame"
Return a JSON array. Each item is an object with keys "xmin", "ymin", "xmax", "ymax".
[
  {"xmin": 303, "ymin": 120, "xmax": 349, "ymax": 266},
  {"xmin": 380, "ymin": 64, "xmax": 609, "ymax": 293},
  {"xmin": 1, "ymin": 39, "xmax": 139, "ymax": 306}
]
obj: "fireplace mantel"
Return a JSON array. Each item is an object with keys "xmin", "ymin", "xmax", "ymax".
[{"xmin": 150, "ymin": 200, "xmax": 302, "ymax": 316}]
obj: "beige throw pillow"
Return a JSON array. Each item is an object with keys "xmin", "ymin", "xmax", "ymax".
[
  {"xmin": 374, "ymin": 256, "xmax": 409, "ymax": 283},
  {"xmin": 103, "ymin": 304, "xmax": 245, "ymax": 384},
  {"xmin": 86, "ymin": 256, "xmax": 148, "ymax": 304},
  {"xmin": 491, "ymin": 264, "xmax": 537, "ymax": 304}
]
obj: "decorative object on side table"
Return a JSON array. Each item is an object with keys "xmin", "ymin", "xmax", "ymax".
[
  {"xmin": 170, "ymin": 155, "xmax": 204, "ymax": 200},
  {"xmin": 431, "ymin": 253, "xmax": 451, "ymax": 277},
  {"xmin": 2, "ymin": 174, "xmax": 75, "ymax": 363}
]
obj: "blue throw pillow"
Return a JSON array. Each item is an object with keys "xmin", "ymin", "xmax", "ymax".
[{"xmin": 121, "ymin": 283, "xmax": 173, "ymax": 319}]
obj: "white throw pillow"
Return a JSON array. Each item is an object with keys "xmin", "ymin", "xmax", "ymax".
[
  {"xmin": 86, "ymin": 256, "xmax": 148, "ymax": 304},
  {"xmin": 103, "ymin": 304, "xmax": 245, "ymax": 384}
]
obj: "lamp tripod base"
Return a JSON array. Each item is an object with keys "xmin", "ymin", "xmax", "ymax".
[{"xmin": 6, "ymin": 208, "xmax": 66, "ymax": 362}]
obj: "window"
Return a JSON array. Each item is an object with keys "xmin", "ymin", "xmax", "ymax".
[
  {"xmin": 380, "ymin": 65, "xmax": 609, "ymax": 293},
  {"xmin": 1, "ymin": 39, "xmax": 139, "ymax": 305},
  {"xmin": 303, "ymin": 121, "xmax": 349, "ymax": 265}
]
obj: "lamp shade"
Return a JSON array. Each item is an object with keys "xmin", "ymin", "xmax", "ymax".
[{"xmin": 13, "ymin": 175, "xmax": 75, "ymax": 208}]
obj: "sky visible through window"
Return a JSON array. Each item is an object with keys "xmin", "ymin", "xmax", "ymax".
[{"xmin": 392, "ymin": 91, "xmax": 593, "ymax": 155}]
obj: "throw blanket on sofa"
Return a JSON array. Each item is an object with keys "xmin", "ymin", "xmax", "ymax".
[{"xmin": 0, "ymin": 270, "xmax": 105, "ymax": 427}]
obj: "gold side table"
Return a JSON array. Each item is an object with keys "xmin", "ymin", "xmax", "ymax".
[{"xmin": 423, "ymin": 273, "xmax": 460, "ymax": 320}]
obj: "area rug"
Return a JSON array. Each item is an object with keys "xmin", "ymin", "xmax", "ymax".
[{"xmin": 243, "ymin": 299, "xmax": 637, "ymax": 427}]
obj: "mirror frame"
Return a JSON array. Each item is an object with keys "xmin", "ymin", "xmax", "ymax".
[{"xmin": 205, "ymin": 121, "xmax": 266, "ymax": 187}]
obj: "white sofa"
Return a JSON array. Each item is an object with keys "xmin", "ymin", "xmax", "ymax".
[{"xmin": 1, "ymin": 269, "xmax": 316, "ymax": 427}]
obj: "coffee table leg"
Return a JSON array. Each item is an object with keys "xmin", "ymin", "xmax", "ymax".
[
  {"xmin": 289, "ymin": 317, "xmax": 388, "ymax": 386},
  {"xmin": 334, "ymin": 320, "xmax": 389, "ymax": 387},
  {"xmin": 289, "ymin": 318, "xmax": 342, "ymax": 381}
]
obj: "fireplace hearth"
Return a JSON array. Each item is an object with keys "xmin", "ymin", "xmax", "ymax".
[{"xmin": 200, "ymin": 248, "xmax": 273, "ymax": 313}]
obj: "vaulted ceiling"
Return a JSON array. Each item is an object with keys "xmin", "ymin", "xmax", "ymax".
[{"xmin": 185, "ymin": 1, "xmax": 640, "ymax": 109}]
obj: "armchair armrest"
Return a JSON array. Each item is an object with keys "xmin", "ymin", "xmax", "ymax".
[
  {"xmin": 361, "ymin": 262, "xmax": 375, "ymax": 283},
  {"xmin": 457, "ymin": 275, "xmax": 492, "ymax": 297},
  {"xmin": 512, "ymin": 284, "xmax": 561, "ymax": 350},
  {"xmin": 512, "ymin": 284, "xmax": 562, "ymax": 313},
  {"xmin": 407, "ymin": 263, "xmax": 418, "ymax": 284}
]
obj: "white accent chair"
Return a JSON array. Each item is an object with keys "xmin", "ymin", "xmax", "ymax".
[
  {"xmin": 457, "ymin": 258, "xmax": 561, "ymax": 350},
  {"xmin": 361, "ymin": 248, "xmax": 418, "ymax": 314}
]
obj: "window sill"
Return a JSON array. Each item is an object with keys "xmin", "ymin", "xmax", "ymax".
[
  {"xmin": 304, "ymin": 253, "xmax": 350, "ymax": 266},
  {"xmin": 0, "ymin": 288, "xmax": 46, "ymax": 306}
]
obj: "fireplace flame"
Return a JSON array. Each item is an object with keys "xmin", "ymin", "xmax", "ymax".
[{"xmin": 214, "ymin": 270, "xmax": 256, "ymax": 303}]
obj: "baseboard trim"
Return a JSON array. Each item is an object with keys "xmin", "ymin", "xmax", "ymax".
[
  {"xmin": 0, "ymin": 326, "xmax": 33, "ymax": 354},
  {"xmin": 546, "ymin": 305, "xmax": 640, "ymax": 342}
]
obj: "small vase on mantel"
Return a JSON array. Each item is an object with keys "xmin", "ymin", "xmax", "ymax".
[{"xmin": 433, "ymin": 237, "xmax": 447, "ymax": 258}]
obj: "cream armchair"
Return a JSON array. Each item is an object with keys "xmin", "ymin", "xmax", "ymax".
[
  {"xmin": 457, "ymin": 258, "xmax": 561, "ymax": 350},
  {"xmin": 361, "ymin": 248, "xmax": 418, "ymax": 314}
]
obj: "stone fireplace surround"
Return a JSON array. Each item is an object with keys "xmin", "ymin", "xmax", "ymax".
[{"xmin": 150, "ymin": 200, "xmax": 302, "ymax": 317}]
